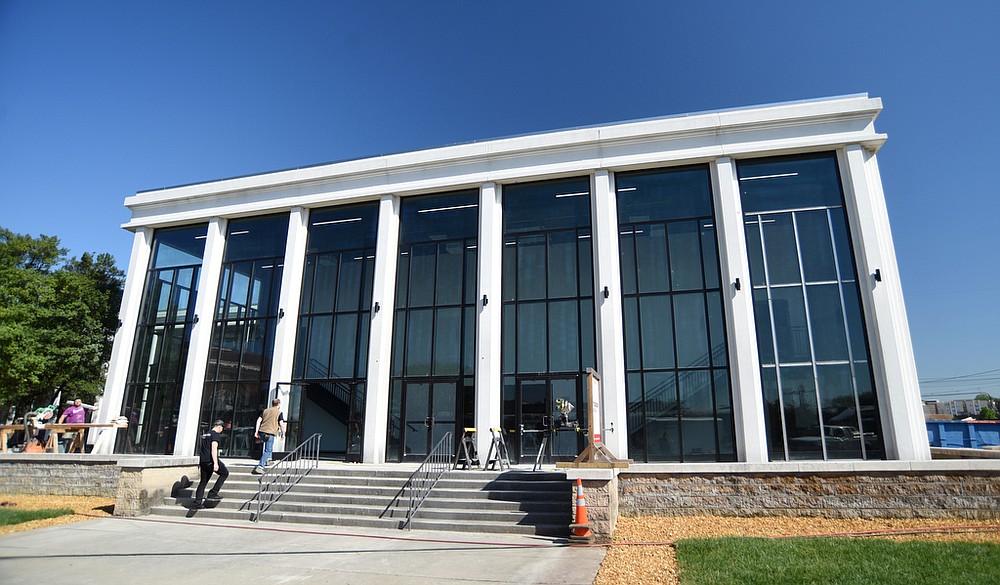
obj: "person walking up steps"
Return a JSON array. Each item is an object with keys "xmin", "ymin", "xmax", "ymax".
[
  {"xmin": 191, "ymin": 420, "xmax": 229, "ymax": 509},
  {"xmin": 253, "ymin": 398, "xmax": 285, "ymax": 475}
]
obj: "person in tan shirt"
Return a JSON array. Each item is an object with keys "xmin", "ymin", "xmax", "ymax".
[{"xmin": 253, "ymin": 398, "xmax": 285, "ymax": 474}]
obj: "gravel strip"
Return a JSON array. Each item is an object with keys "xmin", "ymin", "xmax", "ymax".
[{"xmin": 594, "ymin": 515, "xmax": 1000, "ymax": 585}]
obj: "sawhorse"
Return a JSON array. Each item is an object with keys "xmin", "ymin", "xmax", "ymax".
[
  {"xmin": 453, "ymin": 427, "xmax": 480, "ymax": 470},
  {"xmin": 484, "ymin": 427, "xmax": 511, "ymax": 471}
]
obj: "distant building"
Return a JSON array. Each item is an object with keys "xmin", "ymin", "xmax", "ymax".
[{"xmin": 95, "ymin": 94, "xmax": 930, "ymax": 464}]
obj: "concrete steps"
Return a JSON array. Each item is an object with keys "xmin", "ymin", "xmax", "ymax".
[{"xmin": 150, "ymin": 464, "xmax": 573, "ymax": 536}]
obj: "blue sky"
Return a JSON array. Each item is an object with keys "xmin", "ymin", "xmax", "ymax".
[{"xmin": 1, "ymin": 1, "xmax": 997, "ymax": 400}]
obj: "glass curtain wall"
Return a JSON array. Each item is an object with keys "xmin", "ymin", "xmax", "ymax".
[
  {"xmin": 291, "ymin": 203, "xmax": 378, "ymax": 460},
  {"xmin": 200, "ymin": 215, "xmax": 289, "ymax": 457},
  {"xmin": 387, "ymin": 192, "xmax": 478, "ymax": 461},
  {"xmin": 501, "ymin": 177, "xmax": 596, "ymax": 462},
  {"xmin": 739, "ymin": 153, "xmax": 885, "ymax": 461},
  {"xmin": 616, "ymin": 166, "xmax": 735, "ymax": 462},
  {"xmin": 118, "ymin": 225, "xmax": 207, "ymax": 454}
]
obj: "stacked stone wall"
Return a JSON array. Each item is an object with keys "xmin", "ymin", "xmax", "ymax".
[
  {"xmin": 0, "ymin": 461, "xmax": 120, "ymax": 497},
  {"xmin": 618, "ymin": 471, "xmax": 1000, "ymax": 520}
]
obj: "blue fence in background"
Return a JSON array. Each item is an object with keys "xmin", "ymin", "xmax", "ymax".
[{"xmin": 927, "ymin": 420, "xmax": 1000, "ymax": 448}]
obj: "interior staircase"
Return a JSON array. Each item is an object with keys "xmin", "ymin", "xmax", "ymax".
[{"xmin": 151, "ymin": 464, "xmax": 573, "ymax": 536}]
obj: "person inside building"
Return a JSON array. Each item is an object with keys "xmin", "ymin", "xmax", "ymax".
[{"xmin": 253, "ymin": 398, "xmax": 285, "ymax": 475}]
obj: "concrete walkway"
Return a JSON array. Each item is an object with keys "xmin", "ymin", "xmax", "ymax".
[{"xmin": 0, "ymin": 514, "xmax": 605, "ymax": 584}]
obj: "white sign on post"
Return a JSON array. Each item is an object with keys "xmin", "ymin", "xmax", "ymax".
[{"xmin": 586, "ymin": 367, "xmax": 602, "ymax": 447}]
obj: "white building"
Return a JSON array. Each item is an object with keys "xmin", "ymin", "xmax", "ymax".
[{"xmin": 96, "ymin": 94, "xmax": 930, "ymax": 465}]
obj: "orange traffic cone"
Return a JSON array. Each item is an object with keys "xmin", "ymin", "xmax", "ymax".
[{"xmin": 569, "ymin": 478, "xmax": 593, "ymax": 544}]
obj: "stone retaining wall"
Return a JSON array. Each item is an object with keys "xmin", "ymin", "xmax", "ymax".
[
  {"xmin": 618, "ymin": 471, "xmax": 1000, "ymax": 520},
  {"xmin": 0, "ymin": 455, "xmax": 198, "ymax": 516}
]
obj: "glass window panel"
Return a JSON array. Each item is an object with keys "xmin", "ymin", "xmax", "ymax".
[
  {"xmin": 623, "ymin": 296, "xmax": 641, "ymax": 371},
  {"xmin": 293, "ymin": 317, "xmax": 308, "ymax": 379},
  {"xmin": 307, "ymin": 203, "xmax": 379, "ymax": 254},
  {"xmin": 462, "ymin": 306, "xmax": 475, "ymax": 376},
  {"xmin": 745, "ymin": 219, "xmax": 766, "ymax": 286},
  {"xmin": 761, "ymin": 214, "xmax": 801, "ymax": 285},
  {"xmin": 547, "ymin": 231, "xmax": 578, "ymax": 299},
  {"xmin": 668, "ymin": 221, "xmax": 704, "ymax": 291},
  {"xmin": 817, "ymin": 364, "xmax": 863, "ymax": 459},
  {"xmin": 399, "ymin": 191, "xmax": 478, "ymax": 243},
  {"xmin": 362, "ymin": 254, "xmax": 375, "ymax": 311},
  {"xmin": 830, "ymin": 213, "xmax": 856, "ymax": 281},
  {"xmin": 405, "ymin": 309, "xmax": 433, "ymax": 376},
  {"xmin": 580, "ymin": 298, "xmax": 596, "ymax": 371},
  {"xmin": 403, "ymin": 383, "xmax": 429, "ymax": 456},
  {"xmin": 752, "ymin": 288, "xmax": 775, "ymax": 365},
  {"xmin": 407, "ymin": 244, "xmax": 436, "ymax": 307},
  {"xmin": 502, "ymin": 240, "xmax": 516, "ymax": 302},
  {"xmin": 503, "ymin": 177, "xmax": 591, "ymax": 233},
  {"xmin": 433, "ymin": 307, "xmax": 462, "ymax": 376},
  {"xmin": 436, "ymin": 241, "xmax": 465, "ymax": 306},
  {"xmin": 645, "ymin": 371, "xmax": 678, "ymax": 460},
  {"xmin": 806, "ymin": 284, "xmax": 849, "ymax": 362},
  {"xmin": 516, "ymin": 235, "xmax": 546, "ymax": 300},
  {"xmin": 391, "ymin": 311, "xmax": 406, "ymax": 377},
  {"xmin": 635, "ymin": 224, "xmax": 669, "ymax": 293},
  {"xmin": 639, "ymin": 295, "xmax": 675, "ymax": 369},
  {"xmin": 517, "ymin": 302, "xmax": 547, "ymax": 374},
  {"xmin": 780, "ymin": 365, "xmax": 822, "ymax": 460},
  {"xmin": 151, "ymin": 225, "xmax": 207, "ymax": 269},
  {"xmin": 224, "ymin": 215, "xmax": 289, "ymax": 262},
  {"xmin": 395, "ymin": 248, "xmax": 410, "ymax": 307},
  {"xmin": 548, "ymin": 300, "xmax": 580, "ymax": 373},
  {"xmin": 502, "ymin": 304, "xmax": 515, "ymax": 374},
  {"xmin": 310, "ymin": 254, "xmax": 338, "ymax": 314},
  {"xmin": 738, "ymin": 154, "xmax": 844, "ymax": 213},
  {"xmin": 707, "ymin": 291, "xmax": 726, "ymax": 367},
  {"xmin": 387, "ymin": 381, "xmax": 402, "ymax": 461},
  {"xmin": 332, "ymin": 314, "xmax": 358, "ymax": 378},
  {"xmin": 770, "ymin": 287, "xmax": 811, "ymax": 363},
  {"xmin": 464, "ymin": 242, "xmax": 477, "ymax": 305},
  {"xmin": 855, "ymin": 366, "xmax": 884, "ymax": 458},
  {"xmin": 796, "ymin": 210, "xmax": 837, "ymax": 282},
  {"xmin": 679, "ymin": 369, "xmax": 713, "ymax": 417},
  {"xmin": 578, "ymin": 230, "xmax": 593, "ymax": 296},
  {"xmin": 357, "ymin": 313, "xmax": 370, "ymax": 377},
  {"xmin": 627, "ymin": 372, "xmax": 646, "ymax": 461},
  {"xmin": 306, "ymin": 315, "xmax": 332, "ymax": 378},
  {"xmin": 674, "ymin": 293, "xmax": 710, "ymax": 368},
  {"xmin": 842, "ymin": 283, "xmax": 868, "ymax": 361},
  {"xmin": 761, "ymin": 366, "xmax": 784, "ymax": 460},
  {"xmin": 714, "ymin": 369, "xmax": 735, "ymax": 459},
  {"xmin": 336, "ymin": 254, "xmax": 363, "ymax": 312},
  {"xmin": 701, "ymin": 223, "xmax": 719, "ymax": 290},
  {"xmin": 619, "ymin": 232, "xmax": 637, "ymax": 295},
  {"xmin": 616, "ymin": 166, "xmax": 713, "ymax": 223}
]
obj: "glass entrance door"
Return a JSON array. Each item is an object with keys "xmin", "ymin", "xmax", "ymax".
[
  {"xmin": 401, "ymin": 381, "xmax": 457, "ymax": 460},
  {"xmin": 511, "ymin": 376, "xmax": 584, "ymax": 463}
]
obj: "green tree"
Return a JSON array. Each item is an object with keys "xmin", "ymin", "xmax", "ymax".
[
  {"xmin": 975, "ymin": 393, "xmax": 994, "ymax": 401},
  {"xmin": 978, "ymin": 406, "xmax": 998, "ymax": 421},
  {"xmin": 0, "ymin": 228, "xmax": 124, "ymax": 415}
]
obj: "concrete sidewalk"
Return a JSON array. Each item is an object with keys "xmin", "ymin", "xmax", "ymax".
[{"xmin": 0, "ymin": 515, "xmax": 605, "ymax": 584}]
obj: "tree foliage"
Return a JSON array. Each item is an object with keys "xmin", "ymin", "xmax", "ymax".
[
  {"xmin": 978, "ymin": 406, "xmax": 998, "ymax": 421},
  {"xmin": 0, "ymin": 228, "xmax": 124, "ymax": 414}
]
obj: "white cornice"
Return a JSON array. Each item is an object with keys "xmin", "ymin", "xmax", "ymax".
[{"xmin": 123, "ymin": 95, "xmax": 885, "ymax": 230}]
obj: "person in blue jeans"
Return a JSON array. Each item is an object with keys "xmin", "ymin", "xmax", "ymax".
[{"xmin": 253, "ymin": 398, "xmax": 285, "ymax": 474}]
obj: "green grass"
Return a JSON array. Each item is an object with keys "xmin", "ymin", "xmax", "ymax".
[
  {"xmin": 0, "ymin": 507, "xmax": 75, "ymax": 526},
  {"xmin": 676, "ymin": 537, "xmax": 1000, "ymax": 585}
]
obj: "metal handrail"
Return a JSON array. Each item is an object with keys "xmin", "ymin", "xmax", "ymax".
[
  {"xmin": 401, "ymin": 431, "xmax": 453, "ymax": 530},
  {"xmin": 251, "ymin": 433, "xmax": 322, "ymax": 522}
]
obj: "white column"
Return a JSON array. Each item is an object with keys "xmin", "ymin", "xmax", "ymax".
[
  {"xmin": 839, "ymin": 145, "xmax": 929, "ymax": 461},
  {"xmin": 268, "ymin": 207, "xmax": 310, "ymax": 451},
  {"xmin": 474, "ymin": 183, "xmax": 503, "ymax": 459},
  {"xmin": 362, "ymin": 195, "xmax": 400, "ymax": 463},
  {"xmin": 711, "ymin": 157, "xmax": 768, "ymax": 463},
  {"xmin": 590, "ymin": 171, "xmax": 628, "ymax": 458},
  {"xmin": 173, "ymin": 217, "xmax": 228, "ymax": 456},
  {"xmin": 93, "ymin": 228, "xmax": 153, "ymax": 449}
]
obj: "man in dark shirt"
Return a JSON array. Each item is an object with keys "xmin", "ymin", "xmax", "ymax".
[{"xmin": 191, "ymin": 420, "xmax": 229, "ymax": 509}]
